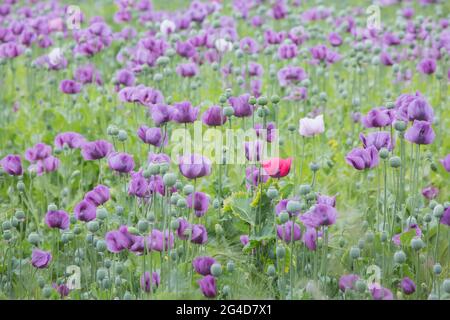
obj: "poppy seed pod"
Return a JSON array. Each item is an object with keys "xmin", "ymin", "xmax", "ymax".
[
  {"xmin": 223, "ymin": 106, "xmax": 234, "ymax": 117},
  {"xmin": 355, "ymin": 280, "xmax": 367, "ymax": 293},
  {"xmin": 87, "ymin": 221, "xmax": 100, "ymax": 233},
  {"xmin": 48, "ymin": 203, "xmax": 58, "ymax": 211},
  {"xmin": 279, "ymin": 211, "xmax": 289, "ymax": 224},
  {"xmin": 389, "ymin": 156, "xmax": 401, "ymax": 168},
  {"xmin": 227, "ymin": 261, "xmax": 235, "ymax": 273},
  {"xmin": 28, "ymin": 232, "xmax": 41, "ymax": 245},
  {"xmin": 210, "ymin": 263, "xmax": 222, "ymax": 277},
  {"xmin": 379, "ymin": 148, "xmax": 389, "ymax": 159},
  {"xmin": 433, "ymin": 264, "xmax": 442, "ymax": 275},
  {"xmin": 433, "ymin": 204, "xmax": 444, "ymax": 218},
  {"xmin": 266, "ymin": 187, "xmax": 279, "ymax": 199},
  {"xmin": 276, "ymin": 246, "xmax": 286, "ymax": 258},
  {"xmin": 163, "ymin": 173, "xmax": 177, "ymax": 187},
  {"xmin": 411, "ymin": 238, "xmax": 425, "ymax": 250},
  {"xmin": 286, "ymin": 200, "xmax": 301, "ymax": 213},
  {"xmin": 183, "ymin": 185, "xmax": 194, "ymax": 195},
  {"xmin": 117, "ymin": 130, "xmax": 128, "ymax": 141},
  {"xmin": 443, "ymin": 279, "xmax": 450, "ymax": 294},
  {"xmin": 137, "ymin": 220, "xmax": 149, "ymax": 233},
  {"xmin": 349, "ymin": 247, "xmax": 360, "ymax": 259},
  {"xmin": 267, "ymin": 265, "xmax": 276, "ymax": 276}
]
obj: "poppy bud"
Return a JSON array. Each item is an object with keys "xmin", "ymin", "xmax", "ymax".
[
  {"xmin": 257, "ymin": 96, "xmax": 268, "ymax": 106},
  {"xmin": 2, "ymin": 221, "xmax": 12, "ymax": 231},
  {"xmin": 279, "ymin": 211, "xmax": 289, "ymax": 224},
  {"xmin": 96, "ymin": 268, "xmax": 107, "ymax": 281},
  {"xmin": 394, "ymin": 121, "xmax": 407, "ymax": 132},
  {"xmin": 288, "ymin": 124, "xmax": 296, "ymax": 132},
  {"xmin": 433, "ymin": 263, "xmax": 442, "ymax": 275},
  {"xmin": 411, "ymin": 238, "xmax": 424, "ymax": 250},
  {"xmin": 115, "ymin": 263, "xmax": 124, "ymax": 275},
  {"xmin": 379, "ymin": 148, "xmax": 389, "ymax": 159},
  {"xmin": 267, "ymin": 265, "xmax": 276, "ymax": 276},
  {"xmin": 286, "ymin": 200, "xmax": 301, "ymax": 213},
  {"xmin": 183, "ymin": 185, "xmax": 194, "ymax": 195},
  {"xmin": 219, "ymin": 95, "xmax": 227, "ymax": 104},
  {"xmin": 350, "ymin": 247, "xmax": 360, "ymax": 259},
  {"xmin": 113, "ymin": 129, "xmax": 126, "ymax": 141},
  {"xmin": 47, "ymin": 203, "xmax": 58, "ymax": 212},
  {"xmin": 381, "ymin": 231, "xmax": 388, "ymax": 242},
  {"xmin": 96, "ymin": 240, "xmax": 107, "ymax": 252},
  {"xmin": 306, "ymin": 192, "xmax": 316, "ymax": 201},
  {"xmin": 87, "ymin": 221, "xmax": 99, "ymax": 233},
  {"xmin": 266, "ymin": 187, "xmax": 278, "ymax": 199},
  {"xmin": 366, "ymin": 231, "xmax": 374, "ymax": 242},
  {"xmin": 276, "ymin": 246, "xmax": 286, "ymax": 259},
  {"xmin": 15, "ymin": 210, "xmax": 25, "ymax": 221},
  {"xmin": 310, "ymin": 162, "xmax": 320, "ymax": 172},
  {"xmin": 256, "ymin": 108, "xmax": 265, "ymax": 118},
  {"xmin": 248, "ymin": 96, "xmax": 257, "ymax": 105},
  {"xmin": 128, "ymin": 227, "xmax": 139, "ymax": 235},
  {"xmin": 223, "ymin": 106, "xmax": 234, "ymax": 117},
  {"xmin": 163, "ymin": 173, "xmax": 177, "ymax": 187},
  {"xmin": 97, "ymin": 208, "xmax": 108, "ymax": 220},
  {"xmin": 433, "ymin": 204, "xmax": 444, "ymax": 218},
  {"xmin": 17, "ymin": 181, "xmax": 25, "ymax": 192},
  {"xmin": 137, "ymin": 220, "xmax": 149, "ymax": 233},
  {"xmin": 177, "ymin": 198, "xmax": 187, "ymax": 208},
  {"xmin": 3, "ymin": 230, "xmax": 12, "ymax": 241},
  {"xmin": 222, "ymin": 285, "xmax": 230, "ymax": 296},
  {"xmin": 28, "ymin": 232, "xmax": 41, "ymax": 245},
  {"xmin": 210, "ymin": 263, "xmax": 222, "ymax": 277},
  {"xmin": 389, "ymin": 156, "xmax": 401, "ymax": 168},
  {"xmin": 227, "ymin": 261, "xmax": 235, "ymax": 273}
]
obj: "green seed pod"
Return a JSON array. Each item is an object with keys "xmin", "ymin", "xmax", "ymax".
[
  {"xmin": 104, "ymin": 259, "xmax": 112, "ymax": 269},
  {"xmin": 310, "ymin": 162, "xmax": 320, "ymax": 172},
  {"xmin": 355, "ymin": 280, "xmax": 367, "ymax": 293},
  {"xmin": 47, "ymin": 203, "xmax": 58, "ymax": 212},
  {"xmin": 257, "ymin": 96, "xmax": 268, "ymax": 106},
  {"xmin": 115, "ymin": 263, "xmax": 124, "ymax": 275},
  {"xmin": 226, "ymin": 261, "xmax": 235, "ymax": 273},
  {"xmin": 287, "ymin": 124, "xmax": 296, "ymax": 132},
  {"xmin": 358, "ymin": 239, "xmax": 365, "ymax": 249},
  {"xmin": 117, "ymin": 130, "xmax": 128, "ymax": 141},
  {"xmin": 183, "ymin": 184, "xmax": 194, "ymax": 195},
  {"xmin": 306, "ymin": 192, "xmax": 316, "ymax": 202},
  {"xmin": 222, "ymin": 285, "xmax": 231, "ymax": 296},
  {"xmin": 379, "ymin": 148, "xmax": 389, "ymax": 159},
  {"xmin": 177, "ymin": 198, "xmax": 187, "ymax": 208},
  {"xmin": 299, "ymin": 184, "xmax": 311, "ymax": 195},
  {"xmin": 73, "ymin": 225, "xmax": 82, "ymax": 235},
  {"xmin": 28, "ymin": 232, "xmax": 41, "ymax": 245},
  {"xmin": 42, "ymin": 286, "xmax": 53, "ymax": 298},
  {"xmin": 96, "ymin": 240, "xmax": 107, "ymax": 252},
  {"xmin": 433, "ymin": 263, "xmax": 442, "ymax": 275},
  {"xmin": 137, "ymin": 220, "xmax": 149, "ymax": 233},
  {"xmin": 115, "ymin": 276, "xmax": 122, "ymax": 286},
  {"xmin": 366, "ymin": 231, "xmax": 375, "ymax": 242},
  {"xmin": 339, "ymin": 237, "xmax": 346, "ymax": 248},
  {"xmin": 433, "ymin": 204, "xmax": 444, "ymax": 218},
  {"xmin": 123, "ymin": 291, "xmax": 134, "ymax": 300},
  {"xmin": 101, "ymin": 278, "xmax": 111, "ymax": 289},
  {"xmin": 279, "ymin": 211, "xmax": 289, "ymax": 224},
  {"xmin": 223, "ymin": 106, "xmax": 234, "ymax": 117},
  {"xmin": 96, "ymin": 268, "xmax": 108, "ymax": 281},
  {"xmin": 115, "ymin": 206, "xmax": 124, "ymax": 215},
  {"xmin": 443, "ymin": 279, "xmax": 450, "ymax": 294},
  {"xmin": 11, "ymin": 216, "xmax": 19, "ymax": 228},
  {"xmin": 17, "ymin": 181, "xmax": 25, "ymax": 192},
  {"xmin": 147, "ymin": 163, "xmax": 160, "ymax": 175},
  {"xmin": 37, "ymin": 276, "xmax": 46, "ymax": 289},
  {"xmin": 286, "ymin": 200, "xmax": 301, "ymax": 213},
  {"xmin": 411, "ymin": 238, "xmax": 424, "ymax": 251},
  {"xmin": 87, "ymin": 221, "xmax": 100, "ymax": 233},
  {"xmin": 271, "ymin": 95, "xmax": 280, "ymax": 104},
  {"xmin": 389, "ymin": 156, "xmax": 401, "ymax": 168},
  {"xmin": 2, "ymin": 220, "xmax": 12, "ymax": 231},
  {"xmin": 163, "ymin": 173, "xmax": 177, "ymax": 187},
  {"xmin": 394, "ymin": 121, "xmax": 407, "ymax": 132},
  {"xmin": 128, "ymin": 227, "xmax": 139, "ymax": 235},
  {"xmin": 349, "ymin": 247, "xmax": 360, "ymax": 259},
  {"xmin": 213, "ymin": 198, "xmax": 220, "ymax": 209},
  {"xmin": 266, "ymin": 187, "xmax": 279, "ymax": 199},
  {"xmin": 380, "ymin": 231, "xmax": 388, "ymax": 242},
  {"xmin": 267, "ymin": 265, "xmax": 276, "ymax": 276},
  {"xmin": 276, "ymin": 246, "xmax": 286, "ymax": 259},
  {"xmin": 210, "ymin": 263, "xmax": 223, "ymax": 277},
  {"xmin": 248, "ymin": 96, "xmax": 257, "ymax": 105},
  {"xmin": 97, "ymin": 208, "xmax": 108, "ymax": 220}
]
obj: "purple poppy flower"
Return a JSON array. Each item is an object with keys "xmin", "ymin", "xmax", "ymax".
[
  {"xmin": 176, "ymin": 218, "xmax": 190, "ymax": 240},
  {"xmin": 360, "ymin": 132, "xmax": 393, "ymax": 151},
  {"xmin": 25, "ymin": 143, "xmax": 52, "ymax": 162},
  {"xmin": 81, "ymin": 140, "xmax": 113, "ymax": 160},
  {"xmin": 440, "ymin": 154, "xmax": 450, "ymax": 172},
  {"xmin": 244, "ymin": 140, "xmax": 262, "ymax": 162},
  {"xmin": 316, "ymin": 194, "xmax": 337, "ymax": 207},
  {"xmin": 148, "ymin": 229, "xmax": 174, "ymax": 251},
  {"xmin": 108, "ymin": 152, "xmax": 135, "ymax": 173},
  {"xmin": 115, "ymin": 69, "xmax": 135, "ymax": 89},
  {"xmin": 45, "ymin": 210, "xmax": 70, "ymax": 230},
  {"xmin": 105, "ymin": 226, "xmax": 134, "ymax": 253},
  {"xmin": 74, "ymin": 200, "xmax": 97, "ymax": 222},
  {"xmin": 240, "ymin": 235, "xmax": 249, "ymax": 246},
  {"xmin": 362, "ymin": 108, "xmax": 395, "ymax": 128},
  {"xmin": 171, "ymin": 101, "xmax": 199, "ymax": 124},
  {"xmin": 0, "ymin": 154, "xmax": 22, "ymax": 176},
  {"xmin": 150, "ymin": 104, "xmax": 173, "ymax": 126},
  {"xmin": 176, "ymin": 62, "xmax": 199, "ymax": 78},
  {"xmin": 0, "ymin": 42, "xmax": 24, "ymax": 59},
  {"xmin": 300, "ymin": 204, "xmax": 338, "ymax": 228},
  {"xmin": 59, "ymin": 80, "xmax": 82, "ymax": 94},
  {"xmin": 406, "ymin": 97, "xmax": 434, "ymax": 122},
  {"xmin": 148, "ymin": 152, "xmax": 171, "ymax": 165},
  {"xmin": 277, "ymin": 221, "xmax": 302, "ymax": 243},
  {"xmin": 440, "ymin": 206, "xmax": 450, "ymax": 226},
  {"xmin": 34, "ymin": 156, "xmax": 60, "ymax": 176},
  {"xmin": 187, "ymin": 192, "xmax": 210, "ymax": 217},
  {"xmin": 303, "ymin": 228, "xmax": 317, "ymax": 251},
  {"xmin": 179, "ymin": 154, "xmax": 211, "ymax": 179},
  {"xmin": 176, "ymin": 41, "xmax": 197, "ymax": 58},
  {"xmin": 53, "ymin": 283, "xmax": 70, "ymax": 298},
  {"xmin": 31, "ymin": 249, "xmax": 52, "ymax": 269},
  {"xmin": 404, "ymin": 120, "xmax": 435, "ymax": 145},
  {"xmin": 74, "ymin": 64, "xmax": 103, "ymax": 85},
  {"xmin": 198, "ymin": 275, "xmax": 217, "ymax": 298},
  {"xmin": 137, "ymin": 126, "xmax": 167, "ymax": 147},
  {"xmin": 128, "ymin": 171, "xmax": 149, "ymax": 198},
  {"xmin": 140, "ymin": 271, "xmax": 160, "ymax": 291},
  {"xmin": 380, "ymin": 51, "xmax": 394, "ymax": 66},
  {"xmin": 191, "ymin": 224, "xmax": 208, "ymax": 244},
  {"xmin": 328, "ymin": 32, "xmax": 343, "ymax": 46},
  {"xmin": 370, "ymin": 284, "xmax": 394, "ymax": 300},
  {"xmin": 148, "ymin": 175, "xmax": 165, "ymax": 195},
  {"xmin": 228, "ymin": 94, "xmax": 253, "ymax": 117},
  {"xmin": 277, "ymin": 66, "xmax": 308, "ymax": 87},
  {"xmin": 245, "ymin": 165, "xmax": 268, "ymax": 189},
  {"xmin": 310, "ymin": 44, "xmax": 340, "ymax": 64},
  {"xmin": 85, "ymin": 185, "xmax": 110, "ymax": 206},
  {"xmin": 254, "ymin": 122, "xmax": 277, "ymax": 143},
  {"xmin": 239, "ymin": 37, "xmax": 259, "ymax": 54},
  {"xmin": 202, "ymin": 106, "xmax": 227, "ymax": 126},
  {"xmin": 417, "ymin": 58, "xmax": 436, "ymax": 75},
  {"xmin": 421, "ymin": 186, "xmax": 439, "ymax": 200},
  {"xmin": 400, "ymin": 277, "xmax": 416, "ymax": 295},
  {"xmin": 339, "ymin": 274, "xmax": 360, "ymax": 292},
  {"xmin": 54, "ymin": 132, "xmax": 86, "ymax": 150},
  {"xmin": 345, "ymin": 146, "xmax": 379, "ymax": 170},
  {"xmin": 278, "ymin": 43, "xmax": 298, "ymax": 60},
  {"xmin": 193, "ymin": 256, "xmax": 216, "ymax": 276}
]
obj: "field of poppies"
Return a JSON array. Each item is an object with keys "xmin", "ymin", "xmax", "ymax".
[{"xmin": 0, "ymin": 0, "xmax": 449, "ymax": 301}]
